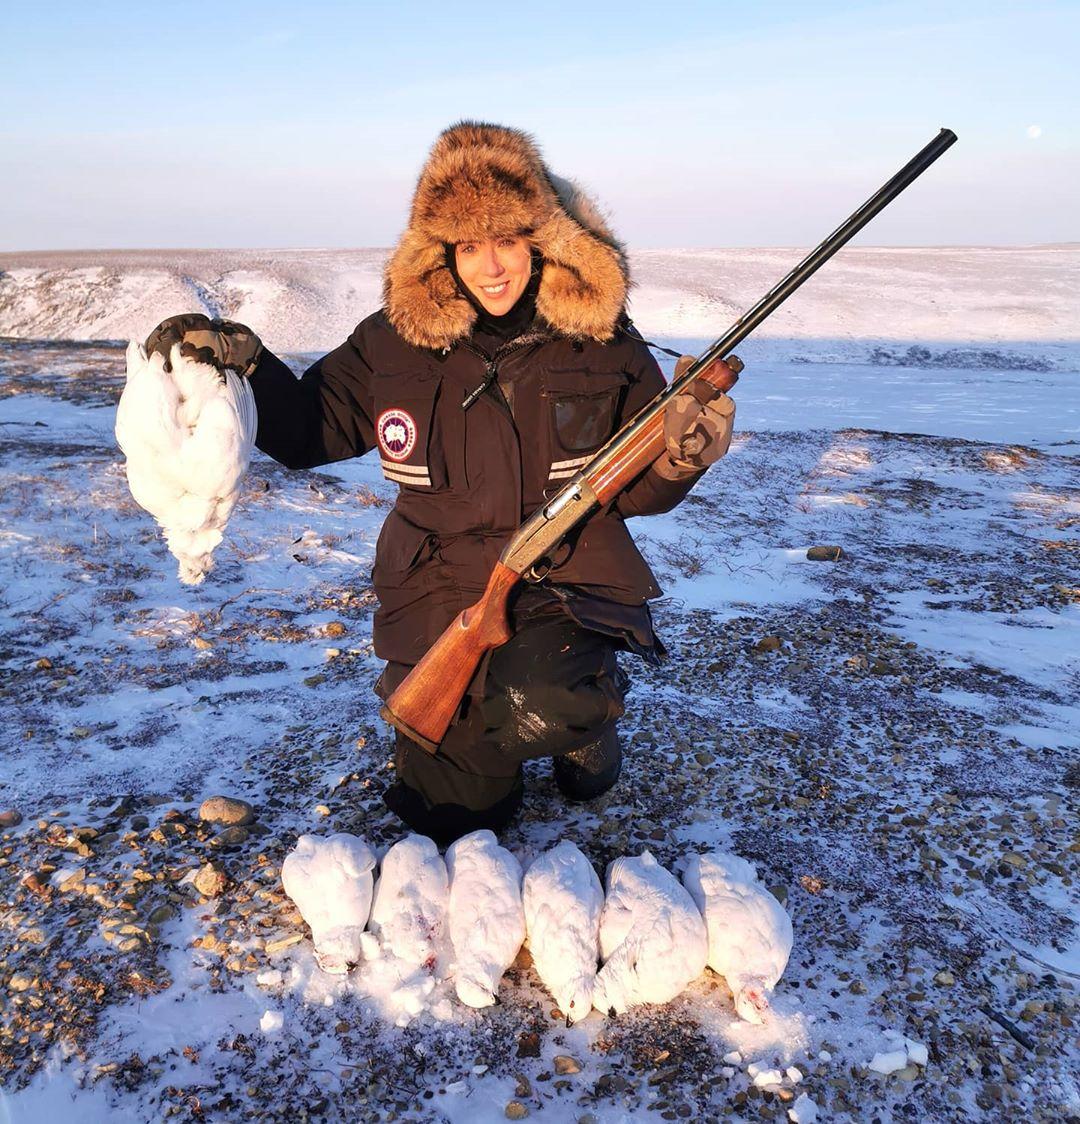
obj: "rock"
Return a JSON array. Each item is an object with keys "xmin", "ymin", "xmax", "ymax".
[
  {"xmin": 934, "ymin": 970, "xmax": 955, "ymax": 987},
  {"xmin": 324, "ymin": 621, "xmax": 347, "ymax": 638},
  {"xmin": 553, "ymin": 1055, "xmax": 581, "ymax": 1075},
  {"xmin": 106, "ymin": 796, "xmax": 137, "ymax": 819},
  {"xmin": 868, "ymin": 1049, "xmax": 908, "ymax": 1075},
  {"xmin": 505, "ymin": 1102, "xmax": 529, "ymax": 1120},
  {"xmin": 870, "ymin": 658, "xmax": 898, "ymax": 676},
  {"xmin": 148, "ymin": 904, "xmax": 175, "ymax": 924},
  {"xmin": 753, "ymin": 636, "xmax": 784, "ymax": 653},
  {"xmin": 211, "ymin": 826, "xmax": 250, "ymax": 847},
  {"xmin": 806, "ymin": 545, "xmax": 843, "ymax": 562},
  {"xmin": 193, "ymin": 861, "xmax": 228, "ymax": 898},
  {"xmin": 8, "ymin": 973, "xmax": 35, "ymax": 992},
  {"xmin": 35, "ymin": 656, "xmax": 53, "ymax": 670},
  {"xmin": 131, "ymin": 815, "xmax": 150, "ymax": 830},
  {"xmin": 517, "ymin": 1032, "xmax": 541, "ymax": 1059},
  {"xmin": 0, "ymin": 809, "xmax": 23, "ymax": 829},
  {"xmin": 265, "ymin": 933, "xmax": 304, "ymax": 954},
  {"xmin": 192, "ymin": 637, "xmax": 213, "ymax": 651},
  {"xmin": 787, "ymin": 1093, "xmax": 819, "ymax": 1123},
  {"xmin": 198, "ymin": 796, "xmax": 254, "ymax": 827},
  {"xmin": 1001, "ymin": 851, "xmax": 1028, "ymax": 868}
]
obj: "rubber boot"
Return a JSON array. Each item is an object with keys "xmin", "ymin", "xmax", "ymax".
[{"xmin": 552, "ymin": 726, "xmax": 622, "ymax": 802}]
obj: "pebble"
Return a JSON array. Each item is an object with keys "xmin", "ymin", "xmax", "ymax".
[
  {"xmin": 869, "ymin": 1049, "xmax": 908, "ymax": 1075},
  {"xmin": 752, "ymin": 1068, "xmax": 784, "ymax": 1088},
  {"xmin": 265, "ymin": 933, "xmax": 304, "ymax": 954},
  {"xmin": 806, "ymin": 545, "xmax": 843, "ymax": 562},
  {"xmin": 505, "ymin": 1102, "xmax": 529, "ymax": 1120},
  {"xmin": 553, "ymin": 1055, "xmax": 581, "ymax": 1075},
  {"xmin": 193, "ymin": 861, "xmax": 228, "ymax": 898},
  {"xmin": 722, "ymin": 1051, "xmax": 742, "ymax": 1065},
  {"xmin": 8, "ymin": 974, "xmax": 35, "ymax": 992},
  {"xmin": 211, "ymin": 826, "xmax": 250, "ymax": 847},
  {"xmin": 934, "ymin": 970, "xmax": 955, "ymax": 987},
  {"xmin": 0, "ymin": 809, "xmax": 23, "ymax": 829},
  {"xmin": 198, "ymin": 796, "xmax": 255, "ymax": 827},
  {"xmin": 787, "ymin": 1093, "xmax": 819, "ymax": 1122}
]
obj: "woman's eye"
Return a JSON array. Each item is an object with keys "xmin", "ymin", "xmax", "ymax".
[{"xmin": 458, "ymin": 244, "xmax": 475, "ymax": 254}]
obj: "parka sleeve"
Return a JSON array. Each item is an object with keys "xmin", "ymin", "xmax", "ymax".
[
  {"xmin": 248, "ymin": 333, "xmax": 377, "ymax": 470},
  {"xmin": 613, "ymin": 344, "xmax": 706, "ymax": 518}
]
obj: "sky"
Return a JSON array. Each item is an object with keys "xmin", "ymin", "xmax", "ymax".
[{"xmin": 0, "ymin": 0, "xmax": 1077, "ymax": 250}]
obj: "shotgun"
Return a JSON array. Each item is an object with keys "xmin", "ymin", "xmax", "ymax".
[{"xmin": 381, "ymin": 128, "xmax": 958, "ymax": 751}]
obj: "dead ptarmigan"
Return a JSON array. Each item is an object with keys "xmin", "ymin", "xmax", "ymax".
[
  {"xmin": 115, "ymin": 341, "xmax": 256, "ymax": 584},
  {"xmin": 368, "ymin": 834, "xmax": 451, "ymax": 975},
  {"xmin": 445, "ymin": 830, "xmax": 525, "ymax": 1008},
  {"xmin": 522, "ymin": 841, "xmax": 604, "ymax": 1024},
  {"xmin": 281, "ymin": 833, "xmax": 377, "ymax": 975},
  {"xmin": 682, "ymin": 850, "xmax": 793, "ymax": 1023},
  {"xmin": 594, "ymin": 850, "xmax": 707, "ymax": 1015}
]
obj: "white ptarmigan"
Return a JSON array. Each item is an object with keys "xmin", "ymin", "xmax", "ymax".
[
  {"xmin": 281, "ymin": 833, "xmax": 377, "ymax": 974},
  {"xmin": 593, "ymin": 850, "xmax": 708, "ymax": 1015},
  {"xmin": 115, "ymin": 341, "xmax": 257, "ymax": 585},
  {"xmin": 368, "ymin": 834, "xmax": 450, "ymax": 974},
  {"xmin": 445, "ymin": 830, "xmax": 525, "ymax": 1008},
  {"xmin": 522, "ymin": 841, "xmax": 604, "ymax": 1024},
  {"xmin": 682, "ymin": 851, "xmax": 793, "ymax": 1023}
]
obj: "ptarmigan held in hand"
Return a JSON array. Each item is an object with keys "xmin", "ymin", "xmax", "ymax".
[
  {"xmin": 682, "ymin": 850, "xmax": 793, "ymax": 1023},
  {"xmin": 368, "ymin": 834, "xmax": 451, "ymax": 974},
  {"xmin": 445, "ymin": 830, "xmax": 525, "ymax": 1008},
  {"xmin": 522, "ymin": 840, "xmax": 604, "ymax": 1024},
  {"xmin": 115, "ymin": 341, "xmax": 257, "ymax": 584},
  {"xmin": 594, "ymin": 850, "xmax": 708, "ymax": 1015},
  {"xmin": 281, "ymin": 833, "xmax": 377, "ymax": 974}
]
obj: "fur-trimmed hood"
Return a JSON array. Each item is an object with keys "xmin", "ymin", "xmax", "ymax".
[{"xmin": 383, "ymin": 121, "xmax": 629, "ymax": 351}]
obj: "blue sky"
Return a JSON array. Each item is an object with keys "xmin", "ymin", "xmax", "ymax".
[{"xmin": 1, "ymin": 0, "xmax": 1076, "ymax": 249}]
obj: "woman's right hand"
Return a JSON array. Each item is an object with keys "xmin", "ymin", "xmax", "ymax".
[{"xmin": 145, "ymin": 313, "xmax": 263, "ymax": 378}]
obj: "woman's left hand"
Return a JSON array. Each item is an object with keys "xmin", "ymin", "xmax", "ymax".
[{"xmin": 658, "ymin": 354, "xmax": 737, "ymax": 474}]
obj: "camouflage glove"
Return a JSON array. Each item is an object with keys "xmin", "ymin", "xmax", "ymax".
[
  {"xmin": 653, "ymin": 355, "xmax": 737, "ymax": 480},
  {"xmin": 144, "ymin": 313, "xmax": 263, "ymax": 379}
]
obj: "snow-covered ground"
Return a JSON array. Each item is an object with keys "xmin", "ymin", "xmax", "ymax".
[{"xmin": 0, "ymin": 248, "xmax": 1077, "ymax": 1122}]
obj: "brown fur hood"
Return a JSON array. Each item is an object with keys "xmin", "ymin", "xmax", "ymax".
[{"xmin": 383, "ymin": 121, "xmax": 629, "ymax": 351}]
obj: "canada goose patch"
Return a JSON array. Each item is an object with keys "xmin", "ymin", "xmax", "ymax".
[{"xmin": 377, "ymin": 408, "xmax": 418, "ymax": 461}]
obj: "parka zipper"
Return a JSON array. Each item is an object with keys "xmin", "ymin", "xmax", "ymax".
[{"xmin": 458, "ymin": 336, "xmax": 544, "ymax": 415}]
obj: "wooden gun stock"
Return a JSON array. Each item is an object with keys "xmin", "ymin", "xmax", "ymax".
[{"xmin": 379, "ymin": 561, "xmax": 520, "ymax": 751}]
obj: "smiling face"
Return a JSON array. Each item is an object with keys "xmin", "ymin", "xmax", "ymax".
[{"xmin": 453, "ymin": 235, "xmax": 533, "ymax": 315}]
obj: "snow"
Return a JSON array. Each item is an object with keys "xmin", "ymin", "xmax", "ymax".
[{"xmin": 0, "ymin": 245, "xmax": 1076, "ymax": 1122}]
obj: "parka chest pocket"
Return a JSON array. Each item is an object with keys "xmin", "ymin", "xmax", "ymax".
[
  {"xmin": 543, "ymin": 368, "xmax": 629, "ymax": 481},
  {"xmin": 371, "ymin": 370, "xmax": 448, "ymax": 491}
]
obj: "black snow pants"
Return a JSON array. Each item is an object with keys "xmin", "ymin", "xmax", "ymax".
[{"xmin": 382, "ymin": 613, "xmax": 626, "ymax": 846}]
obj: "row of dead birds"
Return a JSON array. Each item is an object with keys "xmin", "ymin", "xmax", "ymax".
[{"xmin": 281, "ymin": 830, "xmax": 793, "ymax": 1024}]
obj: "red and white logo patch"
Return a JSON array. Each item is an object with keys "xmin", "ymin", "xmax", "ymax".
[{"xmin": 377, "ymin": 408, "xmax": 418, "ymax": 461}]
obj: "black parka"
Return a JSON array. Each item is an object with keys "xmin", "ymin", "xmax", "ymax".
[{"xmin": 249, "ymin": 309, "xmax": 701, "ymax": 669}]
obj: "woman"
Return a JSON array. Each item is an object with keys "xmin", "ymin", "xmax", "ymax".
[{"xmin": 145, "ymin": 122, "xmax": 736, "ymax": 844}]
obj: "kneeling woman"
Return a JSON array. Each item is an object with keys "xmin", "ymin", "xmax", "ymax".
[{"xmin": 145, "ymin": 122, "xmax": 735, "ymax": 844}]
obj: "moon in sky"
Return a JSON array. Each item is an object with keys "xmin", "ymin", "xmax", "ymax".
[{"xmin": 1027, "ymin": 125, "xmax": 1043, "ymax": 139}]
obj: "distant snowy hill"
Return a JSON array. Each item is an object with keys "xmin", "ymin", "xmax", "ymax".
[{"xmin": 1, "ymin": 246, "xmax": 1076, "ymax": 366}]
